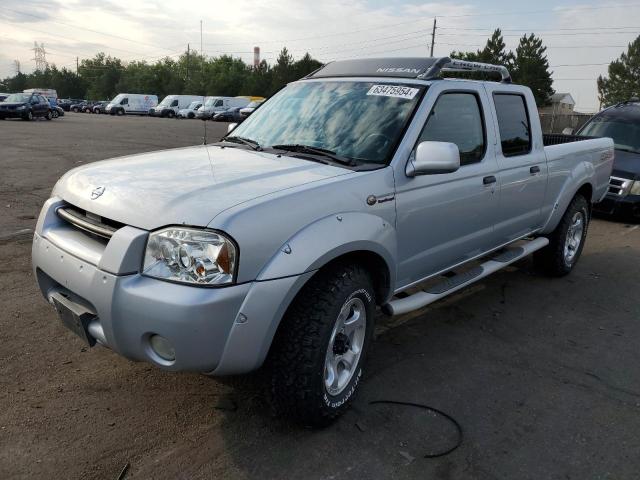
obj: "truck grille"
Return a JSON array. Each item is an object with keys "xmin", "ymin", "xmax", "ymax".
[
  {"xmin": 608, "ymin": 176, "xmax": 632, "ymax": 197},
  {"xmin": 56, "ymin": 205, "xmax": 124, "ymax": 239}
]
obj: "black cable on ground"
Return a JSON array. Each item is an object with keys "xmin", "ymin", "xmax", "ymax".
[{"xmin": 369, "ymin": 400, "xmax": 463, "ymax": 458}]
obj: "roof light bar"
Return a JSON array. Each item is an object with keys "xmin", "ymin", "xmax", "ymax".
[{"xmin": 421, "ymin": 57, "xmax": 512, "ymax": 83}]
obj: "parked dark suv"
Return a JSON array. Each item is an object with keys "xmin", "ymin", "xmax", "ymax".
[
  {"xmin": 0, "ymin": 93, "xmax": 52, "ymax": 121},
  {"xmin": 578, "ymin": 99, "xmax": 640, "ymax": 220}
]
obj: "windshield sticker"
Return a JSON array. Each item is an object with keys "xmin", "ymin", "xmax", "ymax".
[{"xmin": 366, "ymin": 85, "xmax": 419, "ymax": 100}]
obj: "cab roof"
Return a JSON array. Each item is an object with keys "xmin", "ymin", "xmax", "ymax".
[{"xmin": 306, "ymin": 57, "xmax": 512, "ymax": 83}]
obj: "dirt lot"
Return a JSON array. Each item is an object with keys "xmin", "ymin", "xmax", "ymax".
[{"xmin": 1, "ymin": 113, "xmax": 639, "ymax": 480}]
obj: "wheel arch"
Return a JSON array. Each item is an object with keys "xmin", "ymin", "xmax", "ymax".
[{"xmin": 541, "ymin": 180, "xmax": 594, "ymax": 234}]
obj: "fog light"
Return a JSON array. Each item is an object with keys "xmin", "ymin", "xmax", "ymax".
[{"xmin": 149, "ymin": 334, "xmax": 175, "ymax": 361}]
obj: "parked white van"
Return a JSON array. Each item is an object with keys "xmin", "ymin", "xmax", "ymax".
[
  {"xmin": 196, "ymin": 96, "xmax": 250, "ymax": 119},
  {"xmin": 150, "ymin": 95, "xmax": 203, "ymax": 118},
  {"xmin": 106, "ymin": 93, "xmax": 158, "ymax": 116}
]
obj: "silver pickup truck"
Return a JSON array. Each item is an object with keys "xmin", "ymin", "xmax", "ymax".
[{"xmin": 33, "ymin": 57, "xmax": 614, "ymax": 426}]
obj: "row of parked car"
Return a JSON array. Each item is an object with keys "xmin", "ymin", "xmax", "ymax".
[{"xmin": 59, "ymin": 93, "xmax": 265, "ymax": 121}]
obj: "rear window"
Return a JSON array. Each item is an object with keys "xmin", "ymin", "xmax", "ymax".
[{"xmin": 494, "ymin": 93, "xmax": 531, "ymax": 157}]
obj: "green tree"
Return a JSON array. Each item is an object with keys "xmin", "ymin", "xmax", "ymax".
[
  {"xmin": 450, "ymin": 29, "xmax": 514, "ymax": 80},
  {"xmin": 79, "ymin": 53, "xmax": 124, "ymax": 100},
  {"xmin": 598, "ymin": 35, "xmax": 640, "ymax": 106},
  {"xmin": 270, "ymin": 47, "xmax": 296, "ymax": 95},
  {"xmin": 512, "ymin": 34, "xmax": 554, "ymax": 106},
  {"xmin": 293, "ymin": 52, "xmax": 323, "ymax": 79}
]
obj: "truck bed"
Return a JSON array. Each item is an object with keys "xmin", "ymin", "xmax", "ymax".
[{"xmin": 542, "ymin": 133, "xmax": 596, "ymax": 146}]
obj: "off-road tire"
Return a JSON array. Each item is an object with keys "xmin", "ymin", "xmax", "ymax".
[
  {"xmin": 268, "ymin": 263, "xmax": 375, "ymax": 427},
  {"xmin": 534, "ymin": 194, "xmax": 590, "ymax": 277}
]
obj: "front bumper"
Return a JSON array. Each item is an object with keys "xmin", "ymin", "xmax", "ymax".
[
  {"xmin": 32, "ymin": 198, "xmax": 311, "ymax": 374},
  {"xmin": 0, "ymin": 109, "xmax": 27, "ymax": 118},
  {"xmin": 594, "ymin": 194, "xmax": 640, "ymax": 219}
]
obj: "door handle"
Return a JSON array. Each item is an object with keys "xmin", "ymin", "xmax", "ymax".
[
  {"xmin": 530, "ymin": 165, "xmax": 541, "ymax": 174},
  {"xmin": 483, "ymin": 175, "xmax": 497, "ymax": 185}
]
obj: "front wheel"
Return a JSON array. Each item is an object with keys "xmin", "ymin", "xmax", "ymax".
[
  {"xmin": 535, "ymin": 194, "xmax": 589, "ymax": 276},
  {"xmin": 45, "ymin": 110, "xmax": 52, "ymax": 120},
  {"xmin": 22, "ymin": 110, "xmax": 33, "ymax": 121},
  {"xmin": 268, "ymin": 263, "xmax": 375, "ymax": 427},
  {"xmin": 52, "ymin": 109, "xmax": 59, "ymax": 118},
  {"xmin": 116, "ymin": 108, "xmax": 124, "ymax": 116}
]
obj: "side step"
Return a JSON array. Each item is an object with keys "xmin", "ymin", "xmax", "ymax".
[{"xmin": 382, "ymin": 237, "xmax": 549, "ymax": 316}]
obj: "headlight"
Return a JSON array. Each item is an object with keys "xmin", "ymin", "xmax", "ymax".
[
  {"xmin": 143, "ymin": 227, "xmax": 237, "ymax": 286},
  {"xmin": 630, "ymin": 180, "xmax": 640, "ymax": 196}
]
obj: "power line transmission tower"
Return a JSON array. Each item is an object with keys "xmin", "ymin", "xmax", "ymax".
[
  {"xmin": 32, "ymin": 42, "xmax": 48, "ymax": 71},
  {"xmin": 13, "ymin": 59, "xmax": 21, "ymax": 74}
]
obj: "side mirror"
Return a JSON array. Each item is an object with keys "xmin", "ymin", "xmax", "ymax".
[
  {"xmin": 227, "ymin": 123, "xmax": 237, "ymax": 133},
  {"xmin": 562, "ymin": 127, "xmax": 574, "ymax": 135},
  {"xmin": 406, "ymin": 141, "xmax": 461, "ymax": 177}
]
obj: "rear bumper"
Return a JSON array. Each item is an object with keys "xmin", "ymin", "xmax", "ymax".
[{"xmin": 594, "ymin": 194, "xmax": 640, "ymax": 219}]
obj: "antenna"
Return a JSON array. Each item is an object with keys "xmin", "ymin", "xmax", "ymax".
[{"xmin": 201, "ymin": 20, "xmax": 208, "ymax": 145}]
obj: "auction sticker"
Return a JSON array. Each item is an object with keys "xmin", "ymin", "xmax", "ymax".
[{"xmin": 366, "ymin": 85, "xmax": 419, "ymax": 100}]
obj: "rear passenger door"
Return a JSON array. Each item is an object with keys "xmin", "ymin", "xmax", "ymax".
[
  {"xmin": 485, "ymin": 87, "xmax": 547, "ymax": 243},
  {"xmin": 394, "ymin": 84, "xmax": 500, "ymax": 287}
]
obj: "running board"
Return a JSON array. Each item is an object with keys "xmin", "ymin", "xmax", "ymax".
[{"xmin": 382, "ymin": 237, "xmax": 549, "ymax": 316}]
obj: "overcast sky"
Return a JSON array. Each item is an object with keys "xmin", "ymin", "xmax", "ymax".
[{"xmin": 1, "ymin": 0, "xmax": 639, "ymax": 111}]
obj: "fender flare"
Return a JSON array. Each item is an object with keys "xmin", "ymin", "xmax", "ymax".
[
  {"xmin": 256, "ymin": 211, "xmax": 397, "ymax": 290},
  {"xmin": 541, "ymin": 161, "xmax": 594, "ymax": 234}
]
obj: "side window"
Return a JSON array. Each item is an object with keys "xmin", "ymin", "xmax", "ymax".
[
  {"xmin": 121, "ymin": 98, "xmax": 128, "ymax": 105},
  {"xmin": 171, "ymin": 100, "xmax": 178, "ymax": 107},
  {"xmin": 417, "ymin": 92, "xmax": 485, "ymax": 165},
  {"xmin": 214, "ymin": 99, "xmax": 223, "ymax": 107},
  {"xmin": 493, "ymin": 94, "xmax": 531, "ymax": 157}
]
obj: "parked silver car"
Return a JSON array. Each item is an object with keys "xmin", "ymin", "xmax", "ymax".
[{"xmin": 33, "ymin": 57, "xmax": 614, "ymax": 426}]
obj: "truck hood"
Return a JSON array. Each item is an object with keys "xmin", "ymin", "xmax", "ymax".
[
  {"xmin": 53, "ymin": 145, "xmax": 351, "ymax": 230},
  {"xmin": 612, "ymin": 148, "xmax": 640, "ymax": 180}
]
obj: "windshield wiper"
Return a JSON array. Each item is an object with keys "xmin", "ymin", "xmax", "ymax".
[
  {"xmin": 223, "ymin": 136, "xmax": 262, "ymax": 151},
  {"xmin": 271, "ymin": 144, "xmax": 355, "ymax": 166}
]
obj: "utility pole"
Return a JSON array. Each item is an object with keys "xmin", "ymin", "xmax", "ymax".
[
  {"xmin": 76, "ymin": 56, "xmax": 79, "ymax": 75},
  {"xmin": 186, "ymin": 43, "xmax": 190, "ymax": 82},
  {"xmin": 430, "ymin": 17, "xmax": 437, "ymax": 57}
]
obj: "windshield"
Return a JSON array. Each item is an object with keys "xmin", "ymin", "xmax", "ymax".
[
  {"xmin": 187, "ymin": 101, "xmax": 200, "ymax": 109},
  {"xmin": 229, "ymin": 81, "xmax": 425, "ymax": 164},
  {"xmin": 110, "ymin": 94, "xmax": 124, "ymax": 104},
  {"xmin": 205, "ymin": 97, "xmax": 220, "ymax": 107},
  {"xmin": 158, "ymin": 97, "xmax": 174, "ymax": 107},
  {"xmin": 5, "ymin": 93, "xmax": 30, "ymax": 103},
  {"xmin": 579, "ymin": 112, "xmax": 640, "ymax": 153}
]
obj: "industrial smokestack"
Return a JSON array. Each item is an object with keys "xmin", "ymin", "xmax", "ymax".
[{"xmin": 253, "ymin": 46, "xmax": 260, "ymax": 68}]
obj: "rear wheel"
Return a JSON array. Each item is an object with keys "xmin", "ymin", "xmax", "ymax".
[
  {"xmin": 268, "ymin": 263, "xmax": 375, "ymax": 427},
  {"xmin": 52, "ymin": 109, "xmax": 59, "ymax": 118},
  {"xmin": 45, "ymin": 110, "xmax": 52, "ymax": 120},
  {"xmin": 535, "ymin": 194, "xmax": 589, "ymax": 276}
]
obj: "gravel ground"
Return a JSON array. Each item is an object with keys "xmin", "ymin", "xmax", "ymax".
[{"xmin": 1, "ymin": 113, "xmax": 639, "ymax": 480}]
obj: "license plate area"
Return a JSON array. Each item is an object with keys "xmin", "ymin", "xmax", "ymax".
[{"xmin": 51, "ymin": 292, "xmax": 97, "ymax": 347}]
